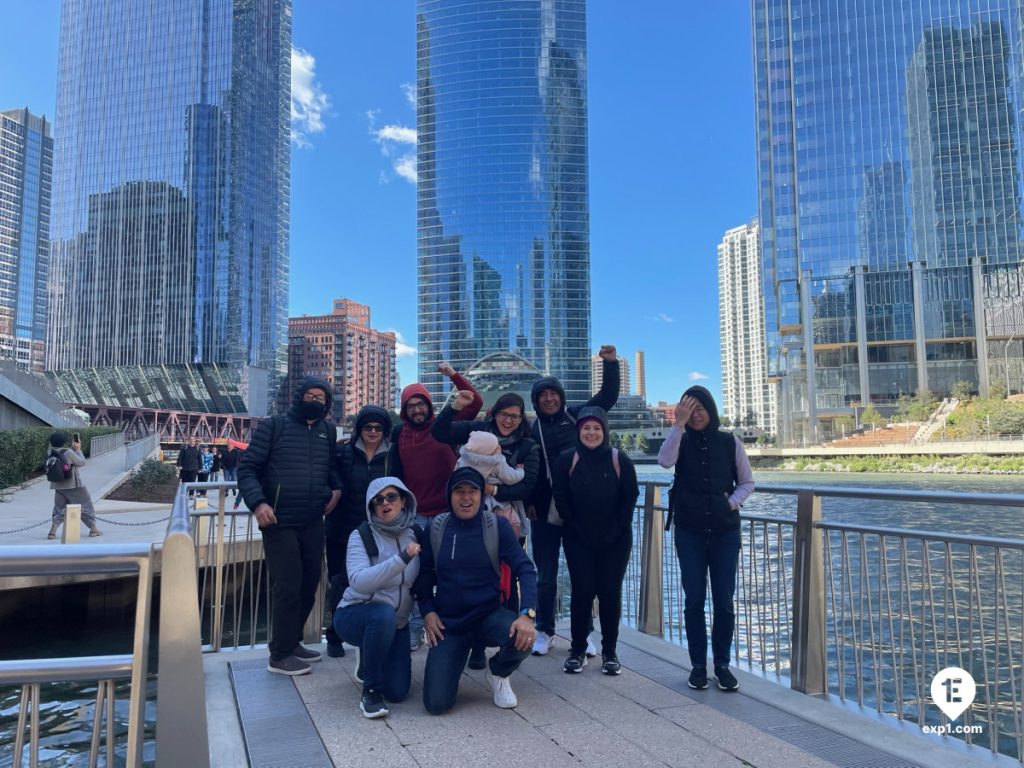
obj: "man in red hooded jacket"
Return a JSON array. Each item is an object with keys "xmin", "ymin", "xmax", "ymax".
[{"xmin": 388, "ymin": 361, "xmax": 482, "ymax": 648}]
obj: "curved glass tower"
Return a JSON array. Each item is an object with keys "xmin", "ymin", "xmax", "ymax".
[
  {"xmin": 755, "ymin": 0, "xmax": 1024, "ymax": 444},
  {"xmin": 47, "ymin": 0, "xmax": 291, "ymax": 415},
  {"xmin": 416, "ymin": 0, "xmax": 591, "ymax": 404}
]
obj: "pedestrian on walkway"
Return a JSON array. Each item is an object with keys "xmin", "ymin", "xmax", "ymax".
[
  {"xmin": 197, "ymin": 444, "xmax": 213, "ymax": 497},
  {"xmin": 551, "ymin": 407, "xmax": 638, "ymax": 676},
  {"xmin": 416, "ymin": 467, "xmax": 537, "ymax": 714},
  {"xmin": 529, "ymin": 344, "xmax": 621, "ymax": 657},
  {"xmin": 46, "ymin": 431, "xmax": 101, "ymax": 539},
  {"xmin": 657, "ymin": 386, "xmax": 755, "ymax": 692},
  {"xmin": 221, "ymin": 444, "xmax": 240, "ymax": 495},
  {"xmin": 333, "ymin": 477, "xmax": 421, "ymax": 719},
  {"xmin": 237, "ymin": 377, "xmax": 342, "ymax": 676},
  {"xmin": 177, "ymin": 436, "xmax": 200, "ymax": 497}
]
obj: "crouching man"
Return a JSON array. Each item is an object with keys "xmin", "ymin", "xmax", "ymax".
[{"xmin": 415, "ymin": 467, "xmax": 537, "ymax": 713}]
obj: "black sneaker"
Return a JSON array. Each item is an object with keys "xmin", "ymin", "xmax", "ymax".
[
  {"xmin": 354, "ymin": 646, "xmax": 364, "ymax": 684},
  {"xmin": 467, "ymin": 647, "xmax": 487, "ymax": 670},
  {"xmin": 359, "ymin": 690, "xmax": 388, "ymax": 719},
  {"xmin": 601, "ymin": 654, "xmax": 622, "ymax": 676},
  {"xmin": 326, "ymin": 641, "xmax": 345, "ymax": 658},
  {"xmin": 563, "ymin": 652, "xmax": 587, "ymax": 674},
  {"xmin": 268, "ymin": 656, "xmax": 311, "ymax": 676},
  {"xmin": 291, "ymin": 644, "xmax": 321, "ymax": 663},
  {"xmin": 715, "ymin": 666, "xmax": 739, "ymax": 691},
  {"xmin": 688, "ymin": 666, "xmax": 708, "ymax": 689}
]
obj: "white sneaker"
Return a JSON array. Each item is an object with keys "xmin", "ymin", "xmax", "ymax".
[
  {"xmin": 485, "ymin": 666, "xmax": 518, "ymax": 709},
  {"xmin": 585, "ymin": 635, "xmax": 598, "ymax": 658},
  {"xmin": 531, "ymin": 632, "xmax": 552, "ymax": 656}
]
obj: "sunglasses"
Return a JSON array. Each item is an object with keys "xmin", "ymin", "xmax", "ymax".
[
  {"xmin": 372, "ymin": 492, "xmax": 402, "ymax": 506},
  {"xmin": 362, "ymin": 424, "xmax": 385, "ymax": 433}
]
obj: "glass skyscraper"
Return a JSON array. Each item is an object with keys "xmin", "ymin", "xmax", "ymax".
[
  {"xmin": 47, "ymin": 0, "xmax": 291, "ymax": 415},
  {"xmin": 755, "ymin": 0, "xmax": 1024, "ymax": 445},
  {"xmin": 416, "ymin": 0, "xmax": 591, "ymax": 403},
  {"xmin": 0, "ymin": 108, "xmax": 52, "ymax": 373}
]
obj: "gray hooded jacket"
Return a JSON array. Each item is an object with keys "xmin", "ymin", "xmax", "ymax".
[{"xmin": 338, "ymin": 477, "xmax": 421, "ymax": 627}]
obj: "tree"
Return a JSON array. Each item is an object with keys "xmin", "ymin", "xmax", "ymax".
[
  {"xmin": 634, "ymin": 433, "xmax": 649, "ymax": 454},
  {"xmin": 861, "ymin": 404, "xmax": 886, "ymax": 429},
  {"xmin": 833, "ymin": 414, "xmax": 855, "ymax": 436},
  {"xmin": 950, "ymin": 380, "xmax": 975, "ymax": 401},
  {"xmin": 720, "ymin": 415, "xmax": 732, "ymax": 428},
  {"xmin": 989, "ymin": 380, "xmax": 1008, "ymax": 401},
  {"xmin": 743, "ymin": 409, "xmax": 758, "ymax": 428}
]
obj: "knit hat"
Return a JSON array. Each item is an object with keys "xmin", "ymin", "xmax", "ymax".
[{"xmin": 465, "ymin": 430, "xmax": 501, "ymax": 455}]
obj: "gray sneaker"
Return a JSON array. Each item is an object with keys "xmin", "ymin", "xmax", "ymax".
[
  {"xmin": 291, "ymin": 644, "xmax": 321, "ymax": 663},
  {"xmin": 268, "ymin": 656, "xmax": 311, "ymax": 676}
]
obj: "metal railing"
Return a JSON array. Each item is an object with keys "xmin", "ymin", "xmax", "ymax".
[
  {"xmin": 632, "ymin": 481, "xmax": 1024, "ymax": 761},
  {"xmin": 2, "ymin": 487, "xmax": 210, "ymax": 767},
  {"xmin": 89, "ymin": 431, "xmax": 125, "ymax": 457},
  {"xmin": 125, "ymin": 433, "xmax": 160, "ymax": 470}
]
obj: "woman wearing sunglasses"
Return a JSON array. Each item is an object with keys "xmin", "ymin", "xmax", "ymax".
[
  {"xmin": 333, "ymin": 477, "xmax": 421, "ymax": 719},
  {"xmin": 325, "ymin": 405, "xmax": 394, "ymax": 658}
]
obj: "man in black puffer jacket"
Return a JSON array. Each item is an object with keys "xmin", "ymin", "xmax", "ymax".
[
  {"xmin": 528, "ymin": 344, "xmax": 620, "ymax": 656},
  {"xmin": 238, "ymin": 376, "xmax": 342, "ymax": 676}
]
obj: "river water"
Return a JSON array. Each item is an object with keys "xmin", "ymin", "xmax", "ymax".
[{"xmin": 3, "ymin": 470, "xmax": 1022, "ymax": 765}]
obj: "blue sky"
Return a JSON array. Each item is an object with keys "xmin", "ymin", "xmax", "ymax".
[{"xmin": 1, "ymin": 1, "xmax": 756, "ymax": 408}]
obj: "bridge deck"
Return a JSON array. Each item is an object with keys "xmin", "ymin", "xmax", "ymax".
[{"xmin": 204, "ymin": 627, "xmax": 1003, "ymax": 768}]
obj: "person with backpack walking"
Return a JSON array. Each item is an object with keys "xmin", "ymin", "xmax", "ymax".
[
  {"xmin": 551, "ymin": 407, "xmax": 638, "ymax": 676},
  {"xmin": 333, "ymin": 477, "xmax": 421, "ymax": 719},
  {"xmin": 529, "ymin": 344, "xmax": 621, "ymax": 657},
  {"xmin": 325, "ymin": 404, "xmax": 393, "ymax": 659},
  {"xmin": 46, "ymin": 431, "xmax": 101, "ymax": 539},
  {"xmin": 657, "ymin": 386, "xmax": 755, "ymax": 692},
  {"xmin": 237, "ymin": 377, "xmax": 342, "ymax": 676},
  {"xmin": 415, "ymin": 467, "xmax": 537, "ymax": 714}
]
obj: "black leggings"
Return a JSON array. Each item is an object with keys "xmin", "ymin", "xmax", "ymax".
[{"xmin": 562, "ymin": 530, "xmax": 633, "ymax": 656}]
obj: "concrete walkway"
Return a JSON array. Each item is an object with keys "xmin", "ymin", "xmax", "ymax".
[
  {"xmin": 0, "ymin": 444, "xmax": 191, "ymax": 547},
  {"xmin": 204, "ymin": 626, "xmax": 1010, "ymax": 768}
]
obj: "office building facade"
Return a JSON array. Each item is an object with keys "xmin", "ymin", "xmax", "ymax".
[
  {"xmin": 719, "ymin": 221, "xmax": 775, "ymax": 432},
  {"xmin": 416, "ymin": 0, "xmax": 591, "ymax": 404},
  {"xmin": 0, "ymin": 108, "xmax": 52, "ymax": 372},
  {"xmin": 283, "ymin": 299, "xmax": 397, "ymax": 423},
  {"xmin": 755, "ymin": 0, "xmax": 1024, "ymax": 445},
  {"xmin": 47, "ymin": 0, "xmax": 292, "ymax": 415},
  {"xmin": 591, "ymin": 353, "xmax": 630, "ymax": 397}
]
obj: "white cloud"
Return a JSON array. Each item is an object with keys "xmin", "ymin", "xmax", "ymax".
[
  {"xmin": 291, "ymin": 47, "xmax": 330, "ymax": 148},
  {"xmin": 375, "ymin": 125, "xmax": 417, "ymax": 145},
  {"xmin": 688, "ymin": 371, "xmax": 709, "ymax": 381},
  {"xmin": 389, "ymin": 330, "xmax": 417, "ymax": 357},
  {"xmin": 401, "ymin": 83, "xmax": 417, "ymax": 109},
  {"xmin": 394, "ymin": 153, "xmax": 417, "ymax": 183},
  {"xmin": 657, "ymin": 313, "xmax": 675, "ymax": 323}
]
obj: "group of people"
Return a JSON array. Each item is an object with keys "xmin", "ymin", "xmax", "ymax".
[
  {"xmin": 231, "ymin": 344, "xmax": 754, "ymax": 719},
  {"xmin": 176, "ymin": 438, "xmax": 241, "ymax": 497}
]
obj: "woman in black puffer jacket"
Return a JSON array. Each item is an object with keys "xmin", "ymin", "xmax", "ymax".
[
  {"xmin": 551, "ymin": 406, "xmax": 639, "ymax": 677},
  {"xmin": 325, "ymin": 404, "xmax": 394, "ymax": 658}
]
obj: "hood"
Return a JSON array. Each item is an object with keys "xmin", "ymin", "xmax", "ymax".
[
  {"xmin": 400, "ymin": 383, "xmax": 434, "ymax": 424},
  {"xmin": 446, "ymin": 466, "xmax": 486, "ymax": 513},
  {"xmin": 291, "ymin": 376, "xmax": 334, "ymax": 412},
  {"xmin": 466, "ymin": 430, "xmax": 500, "ymax": 455},
  {"xmin": 531, "ymin": 376, "xmax": 566, "ymax": 416},
  {"xmin": 364, "ymin": 476, "xmax": 417, "ymax": 520},
  {"xmin": 682, "ymin": 385, "xmax": 721, "ymax": 432},
  {"xmin": 354, "ymin": 404, "xmax": 391, "ymax": 436},
  {"xmin": 575, "ymin": 405, "xmax": 610, "ymax": 452}
]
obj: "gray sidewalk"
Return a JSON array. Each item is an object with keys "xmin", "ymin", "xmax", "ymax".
[
  {"xmin": 0, "ymin": 444, "xmax": 186, "ymax": 546},
  {"xmin": 205, "ymin": 625, "xmax": 1010, "ymax": 768}
]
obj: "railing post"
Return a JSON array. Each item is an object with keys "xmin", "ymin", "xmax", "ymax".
[
  {"xmin": 638, "ymin": 484, "xmax": 664, "ymax": 636},
  {"xmin": 209, "ymin": 493, "xmax": 226, "ymax": 653},
  {"xmin": 791, "ymin": 489, "xmax": 826, "ymax": 695},
  {"xmin": 63, "ymin": 505, "xmax": 81, "ymax": 544}
]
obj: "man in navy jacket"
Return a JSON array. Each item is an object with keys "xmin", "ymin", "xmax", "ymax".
[{"xmin": 415, "ymin": 467, "xmax": 537, "ymax": 713}]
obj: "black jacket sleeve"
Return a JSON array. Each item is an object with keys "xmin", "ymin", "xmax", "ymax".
[
  {"xmin": 571, "ymin": 358, "xmax": 620, "ymax": 417},
  {"xmin": 413, "ymin": 521, "xmax": 437, "ymax": 616},
  {"xmin": 617, "ymin": 453, "xmax": 641, "ymax": 528},
  {"xmin": 549, "ymin": 449, "xmax": 577, "ymax": 523},
  {"xmin": 327, "ymin": 424, "xmax": 343, "ymax": 491},
  {"xmin": 237, "ymin": 418, "xmax": 275, "ymax": 509},
  {"xmin": 387, "ymin": 425, "xmax": 403, "ymax": 480},
  {"xmin": 494, "ymin": 439, "xmax": 540, "ymax": 504},
  {"xmin": 430, "ymin": 406, "xmax": 485, "ymax": 446}
]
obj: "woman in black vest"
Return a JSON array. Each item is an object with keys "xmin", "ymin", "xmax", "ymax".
[
  {"xmin": 551, "ymin": 406, "xmax": 639, "ymax": 676},
  {"xmin": 657, "ymin": 386, "xmax": 755, "ymax": 692}
]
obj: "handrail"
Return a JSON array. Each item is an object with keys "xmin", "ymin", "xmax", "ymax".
[
  {"xmin": 89, "ymin": 431, "xmax": 125, "ymax": 457},
  {"xmin": 125, "ymin": 433, "xmax": 160, "ymax": 470}
]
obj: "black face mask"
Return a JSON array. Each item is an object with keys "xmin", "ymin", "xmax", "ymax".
[{"xmin": 300, "ymin": 400, "xmax": 327, "ymax": 421}]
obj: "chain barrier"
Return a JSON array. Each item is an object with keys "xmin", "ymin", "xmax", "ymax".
[
  {"xmin": 0, "ymin": 519, "xmax": 51, "ymax": 536},
  {"xmin": 94, "ymin": 515, "xmax": 171, "ymax": 527}
]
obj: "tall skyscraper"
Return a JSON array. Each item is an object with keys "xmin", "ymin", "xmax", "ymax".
[
  {"xmin": 47, "ymin": 0, "xmax": 292, "ymax": 415},
  {"xmin": 718, "ymin": 221, "xmax": 775, "ymax": 432},
  {"xmin": 634, "ymin": 350, "xmax": 646, "ymax": 402},
  {"xmin": 591, "ymin": 353, "xmax": 630, "ymax": 397},
  {"xmin": 416, "ymin": 0, "xmax": 591, "ymax": 404},
  {"xmin": 0, "ymin": 108, "xmax": 52, "ymax": 372},
  {"xmin": 755, "ymin": 1, "xmax": 1024, "ymax": 445}
]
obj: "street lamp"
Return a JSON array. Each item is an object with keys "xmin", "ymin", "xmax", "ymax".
[{"xmin": 1004, "ymin": 334, "xmax": 1016, "ymax": 396}]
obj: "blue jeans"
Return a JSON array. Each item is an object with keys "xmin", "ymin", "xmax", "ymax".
[
  {"xmin": 530, "ymin": 514, "xmax": 564, "ymax": 636},
  {"xmin": 674, "ymin": 526, "xmax": 741, "ymax": 669},
  {"xmin": 422, "ymin": 607, "xmax": 529, "ymax": 715},
  {"xmin": 333, "ymin": 602, "xmax": 412, "ymax": 701},
  {"xmin": 223, "ymin": 466, "xmax": 238, "ymax": 493}
]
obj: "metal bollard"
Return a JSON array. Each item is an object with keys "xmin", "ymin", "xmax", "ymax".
[{"xmin": 63, "ymin": 504, "xmax": 82, "ymax": 544}]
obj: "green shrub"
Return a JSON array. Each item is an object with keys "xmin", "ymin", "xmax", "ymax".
[
  {"xmin": 129, "ymin": 458, "xmax": 177, "ymax": 492},
  {"xmin": 0, "ymin": 426, "xmax": 122, "ymax": 490}
]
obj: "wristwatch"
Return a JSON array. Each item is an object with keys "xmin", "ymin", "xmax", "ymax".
[{"xmin": 520, "ymin": 608, "xmax": 536, "ymax": 619}]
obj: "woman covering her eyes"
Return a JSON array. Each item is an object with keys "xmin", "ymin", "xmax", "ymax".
[{"xmin": 333, "ymin": 476, "xmax": 421, "ymax": 719}]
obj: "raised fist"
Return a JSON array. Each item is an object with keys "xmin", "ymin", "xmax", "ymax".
[
  {"xmin": 438, "ymin": 361, "xmax": 456, "ymax": 378},
  {"xmin": 598, "ymin": 345, "xmax": 617, "ymax": 362}
]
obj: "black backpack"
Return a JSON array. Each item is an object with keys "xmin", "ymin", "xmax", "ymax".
[{"xmin": 45, "ymin": 449, "xmax": 72, "ymax": 482}]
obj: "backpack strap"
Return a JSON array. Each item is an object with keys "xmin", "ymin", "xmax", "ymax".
[
  {"xmin": 429, "ymin": 510, "xmax": 500, "ymax": 579},
  {"xmin": 569, "ymin": 448, "xmax": 620, "ymax": 477},
  {"xmin": 357, "ymin": 521, "xmax": 378, "ymax": 560},
  {"xmin": 429, "ymin": 512, "xmax": 450, "ymax": 566}
]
